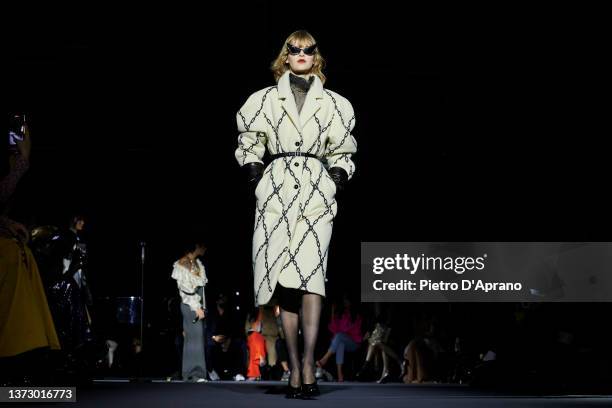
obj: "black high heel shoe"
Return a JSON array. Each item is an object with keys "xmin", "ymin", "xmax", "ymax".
[
  {"xmin": 301, "ymin": 380, "xmax": 320, "ymax": 398},
  {"xmin": 377, "ymin": 371, "xmax": 391, "ymax": 384},
  {"xmin": 355, "ymin": 360, "xmax": 373, "ymax": 381},
  {"xmin": 285, "ymin": 383, "xmax": 303, "ymax": 399}
]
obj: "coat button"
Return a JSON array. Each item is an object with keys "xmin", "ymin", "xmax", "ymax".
[
  {"xmin": 294, "ymin": 184, "xmax": 299, "ymax": 189},
  {"xmin": 295, "ymin": 142, "xmax": 301, "ymax": 146},
  {"xmin": 294, "ymin": 162, "xmax": 299, "ymax": 167}
]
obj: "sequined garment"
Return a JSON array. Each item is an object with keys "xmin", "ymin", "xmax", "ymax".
[{"xmin": 368, "ymin": 323, "xmax": 391, "ymax": 346}]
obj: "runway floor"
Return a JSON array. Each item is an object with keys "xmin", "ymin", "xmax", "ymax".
[{"xmin": 13, "ymin": 380, "xmax": 612, "ymax": 408}]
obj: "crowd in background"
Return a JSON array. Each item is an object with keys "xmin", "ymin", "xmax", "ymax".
[{"xmin": 2, "ymin": 114, "xmax": 612, "ymax": 391}]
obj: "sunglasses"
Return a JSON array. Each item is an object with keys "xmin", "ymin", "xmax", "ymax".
[{"xmin": 286, "ymin": 43, "xmax": 318, "ymax": 56}]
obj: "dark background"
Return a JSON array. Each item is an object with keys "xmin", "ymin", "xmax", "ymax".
[{"xmin": 5, "ymin": 1, "xmax": 611, "ymax": 380}]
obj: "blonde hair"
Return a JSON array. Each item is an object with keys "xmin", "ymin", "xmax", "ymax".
[{"xmin": 271, "ymin": 30, "xmax": 326, "ymax": 85}]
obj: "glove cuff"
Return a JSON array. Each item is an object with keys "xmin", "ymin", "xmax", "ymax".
[
  {"xmin": 243, "ymin": 162, "xmax": 264, "ymax": 184},
  {"xmin": 328, "ymin": 167, "xmax": 348, "ymax": 190}
]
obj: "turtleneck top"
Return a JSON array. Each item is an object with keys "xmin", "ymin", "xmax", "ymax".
[{"xmin": 289, "ymin": 73, "xmax": 315, "ymax": 114}]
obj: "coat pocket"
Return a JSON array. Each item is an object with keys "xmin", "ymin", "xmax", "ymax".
[
  {"xmin": 254, "ymin": 174, "xmax": 266, "ymax": 199},
  {"xmin": 323, "ymin": 171, "xmax": 337, "ymax": 198}
]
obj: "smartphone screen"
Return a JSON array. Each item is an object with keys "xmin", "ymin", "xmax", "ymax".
[
  {"xmin": 9, "ymin": 130, "xmax": 26, "ymax": 144},
  {"xmin": 8, "ymin": 114, "xmax": 25, "ymax": 145}
]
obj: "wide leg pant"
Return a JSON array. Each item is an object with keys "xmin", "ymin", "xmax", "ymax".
[{"xmin": 180, "ymin": 296, "xmax": 206, "ymax": 381}]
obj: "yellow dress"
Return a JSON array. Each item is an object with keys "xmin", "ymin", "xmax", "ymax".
[{"xmin": 0, "ymin": 235, "xmax": 61, "ymax": 357}]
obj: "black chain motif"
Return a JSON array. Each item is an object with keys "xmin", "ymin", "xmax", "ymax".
[
  {"xmin": 236, "ymin": 84, "xmax": 355, "ymax": 304},
  {"xmin": 323, "ymin": 90, "xmax": 356, "ymax": 177},
  {"xmin": 237, "ymin": 87, "xmax": 276, "ymax": 165}
]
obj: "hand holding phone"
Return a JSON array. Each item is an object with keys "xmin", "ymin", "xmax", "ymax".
[
  {"xmin": 8, "ymin": 131, "xmax": 23, "ymax": 146},
  {"xmin": 9, "ymin": 114, "xmax": 24, "ymax": 145},
  {"xmin": 8, "ymin": 113, "xmax": 31, "ymax": 160}
]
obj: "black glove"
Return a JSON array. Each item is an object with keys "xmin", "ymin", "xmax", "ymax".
[
  {"xmin": 328, "ymin": 167, "xmax": 348, "ymax": 193},
  {"xmin": 243, "ymin": 162, "xmax": 264, "ymax": 193}
]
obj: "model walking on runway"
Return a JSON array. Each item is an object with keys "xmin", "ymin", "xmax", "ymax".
[{"xmin": 235, "ymin": 30, "xmax": 357, "ymax": 398}]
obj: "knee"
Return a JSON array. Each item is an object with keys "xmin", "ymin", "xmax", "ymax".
[
  {"xmin": 106, "ymin": 340, "xmax": 118, "ymax": 352},
  {"xmin": 404, "ymin": 340, "xmax": 416, "ymax": 358},
  {"xmin": 330, "ymin": 333, "xmax": 344, "ymax": 348}
]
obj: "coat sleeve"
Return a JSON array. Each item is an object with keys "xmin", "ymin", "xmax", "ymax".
[
  {"xmin": 172, "ymin": 265, "xmax": 202, "ymax": 313},
  {"xmin": 235, "ymin": 88, "xmax": 272, "ymax": 166},
  {"xmin": 324, "ymin": 94, "xmax": 357, "ymax": 180}
]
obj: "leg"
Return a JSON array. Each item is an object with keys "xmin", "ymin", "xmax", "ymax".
[
  {"xmin": 264, "ymin": 335, "xmax": 277, "ymax": 367},
  {"xmin": 280, "ymin": 307, "xmax": 301, "ymax": 387},
  {"xmin": 356, "ymin": 343, "xmax": 376, "ymax": 380},
  {"xmin": 106, "ymin": 339, "xmax": 118, "ymax": 368},
  {"xmin": 414, "ymin": 343, "xmax": 427, "ymax": 383},
  {"xmin": 301, "ymin": 293, "xmax": 322, "ymax": 384},
  {"xmin": 381, "ymin": 349, "xmax": 389, "ymax": 374},
  {"xmin": 379, "ymin": 342, "xmax": 404, "ymax": 372},
  {"xmin": 228, "ymin": 337, "xmax": 247, "ymax": 378},
  {"xmin": 365, "ymin": 343, "xmax": 376, "ymax": 362},
  {"xmin": 341, "ymin": 336, "xmax": 359, "ymax": 382},
  {"xmin": 200, "ymin": 320, "xmax": 208, "ymax": 376},
  {"xmin": 180, "ymin": 304, "xmax": 206, "ymax": 381},
  {"xmin": 318, "ymin": 332, "xmax": 344, "ymax": 367},
  {"xmin": 246, "ymin": 335, "xmax": 259, "ymax": 379},
  {"xmin": 380, "ymin": 343, "xmax": 402, "ymax": 364},
  {"xmin": 334, "ymin": 334, "xmax": 348, "ymax": 382},
  {"xmin": 377, "ymin": 347, "xmax": 391, "ymax": 383},
  {"xmin": 317, "ymin": 349, "xmax": 334, "ymax": 367},
  {"xmin": 404, "ymin": 340, "xmax": 417, "ymax": 383},
  {"xmin": 276, "ymin": 337, "xmax": 290, "ymax": 372}
]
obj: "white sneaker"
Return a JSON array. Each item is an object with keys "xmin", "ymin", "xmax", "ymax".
[
  {"xmin": 196, "ymin": 378, "xmax": 208, "ymax": 383},
  {"xmin": 233, "ymin": 374, "xmax": 245, "ymax": 381},
  {"xmin": 208, "ymin": 370, "xmax": 220, "ymax": 381},
  {"xmin": 281, "ymin": 370, "xmax": 290, "ymax": 381}
]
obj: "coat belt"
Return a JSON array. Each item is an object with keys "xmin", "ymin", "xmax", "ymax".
[
  {"xmin": 269, "ymin": 152, "xmax": 319, "ymax": 161},
  {"xmin": 180, "ymin": 286, "xmax": 202, "ymax": 296}
]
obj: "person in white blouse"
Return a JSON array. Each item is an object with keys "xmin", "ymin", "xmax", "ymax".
[{"xmin": 171, "ymin": 241, "xmax": 208, "ymax": 382}]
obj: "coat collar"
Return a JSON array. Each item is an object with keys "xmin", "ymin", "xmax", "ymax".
[{"xmin": 277, "ymin": 70, "xmax": 324, "ymax": 131}]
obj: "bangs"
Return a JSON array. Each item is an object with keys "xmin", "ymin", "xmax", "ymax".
[{"xmin": 288, "ymin": 31, "xmax": 315, "ymax": 48}]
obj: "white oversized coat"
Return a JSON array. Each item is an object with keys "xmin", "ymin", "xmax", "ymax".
[{"xmin": 235, "ymin": 70, "xmax": 357, "ymax": 306}]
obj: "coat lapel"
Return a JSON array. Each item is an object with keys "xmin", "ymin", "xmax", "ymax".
[
  {"xmin": 277, "ymin": 71, "xmax": 302, "ymax": 132},
  {"xmin": 299, "ymin": 76, "xmax": 323, "ymax": 128},
  {"xmin": 277, "ymin": 71, "xmax": 324, "ymax": 131}
]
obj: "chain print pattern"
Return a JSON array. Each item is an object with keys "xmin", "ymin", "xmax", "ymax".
[
  {"xmin": 237, "ymin": 87, "xmax": 275, "ymax": 165},
  {"xmin": 324, "ymin": 90, "xmax": 356, "ymax": 178},
  {"xmin": 236, "ymin": 78, "xmax": 356, "ymax": 305}
]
